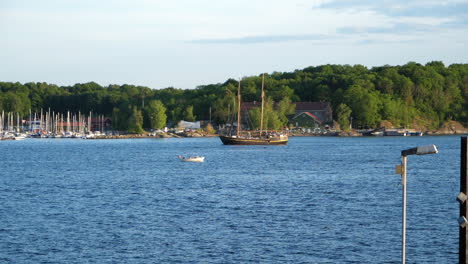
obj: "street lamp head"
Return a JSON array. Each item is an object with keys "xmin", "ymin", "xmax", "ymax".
[
  {"xmin": 401, "ymin": 144, "xmax": 438, "ymax": 157},
  {"xmin": 416, "ymin": 145, "xmax": 438, "ymax": 155}
]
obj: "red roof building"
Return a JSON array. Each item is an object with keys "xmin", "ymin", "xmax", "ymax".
[
  {"xmin": 293, "ymin": 102, "xmax": 332, "ymax": 123},
  {"xmin": 240, "ymin": 101, "xmax": 333, "ymax": 124}
]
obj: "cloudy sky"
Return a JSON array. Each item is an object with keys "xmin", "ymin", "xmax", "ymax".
[{"xmin": 1, "ymin": 0, "xmax": 467, "ymax": 89}]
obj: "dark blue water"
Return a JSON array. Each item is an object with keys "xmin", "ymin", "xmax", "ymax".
[{"xmin": 0, "ymin": 136, "xmax": 462, "ymax": 263}]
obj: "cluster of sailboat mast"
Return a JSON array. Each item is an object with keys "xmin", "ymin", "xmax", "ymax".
[{"xmin": 0, "ymin": 109, "xmax": 106, "ymax": 139}]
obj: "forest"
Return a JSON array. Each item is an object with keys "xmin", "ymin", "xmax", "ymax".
[{"xmin": 0, "ymin": 61, "xmax": 467, "ymax": 132}]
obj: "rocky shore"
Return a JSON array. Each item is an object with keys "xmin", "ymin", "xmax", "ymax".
[{"xmin": 85, "ymin": 121, "xmax": 467, "ymax": 139}]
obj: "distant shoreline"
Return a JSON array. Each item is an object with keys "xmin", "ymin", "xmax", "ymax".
[{"xmin": 82, "ymin": 130, "xmax": 468, "ymax": 140}]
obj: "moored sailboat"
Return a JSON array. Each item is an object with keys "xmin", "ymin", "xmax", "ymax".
[
  {"xmin": 219, "ymin": 133, "xmax": 288, "ymax": 145},
  {"xmin": 219, "ymin": 74, "xmax": 288, "ymax": 145}
]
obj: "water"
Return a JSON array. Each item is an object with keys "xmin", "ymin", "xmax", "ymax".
[{"xmin": 0, "ymin": 136, "xmax": 462, "ymax": 263}]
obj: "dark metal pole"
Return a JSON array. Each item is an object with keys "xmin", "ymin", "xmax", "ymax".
[{"xmin": 460, "ymin": 136, "xmax": 468, "ymax": 264}]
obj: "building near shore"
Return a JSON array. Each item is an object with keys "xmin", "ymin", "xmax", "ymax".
[
  {"xmin": 292, "ymin": 112, "xmax": 323, "ymax": 128},
  {"xmin": 178, "ymin": 120, "xmax": 201, "ymax": 130},
  {"xmin": 293, "ymin": 102, "xmax": 332, "ymax": 124},
  {"xmin": 240, "ymin": 101, "xmax": 333, "ymax": 128}
]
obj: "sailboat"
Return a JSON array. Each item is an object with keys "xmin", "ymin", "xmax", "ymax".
[{"xmin": 219, "ymin": 74, "xmax": 288, "ymax": 145}]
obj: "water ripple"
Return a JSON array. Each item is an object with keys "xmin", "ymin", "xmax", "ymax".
[{"xmin": 0, "ymin": 136, "xmax": 460, "ymax": 263}]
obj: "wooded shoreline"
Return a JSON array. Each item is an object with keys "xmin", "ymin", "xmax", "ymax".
[
  {"xmin": 1, "ymin": 62, "xmax": 467, "ymax": 134},
  {"xmin": 81, "ymin": 128, "xmax": 468, "ymax": 140}
]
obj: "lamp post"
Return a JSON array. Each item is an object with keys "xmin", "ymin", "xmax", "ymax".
[{"xmin": 396, "ymin": 145, "xmax": 438, "ymax": 264}]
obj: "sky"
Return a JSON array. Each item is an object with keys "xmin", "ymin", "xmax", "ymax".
[{"xmin": 1, "ymin": 0, "xmax": 467, "ymax": 89}]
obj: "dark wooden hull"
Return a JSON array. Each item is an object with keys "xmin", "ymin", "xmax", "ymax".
[{"xmin": 219, "ymin": 135, "xmax": 288, "ymax": 145}]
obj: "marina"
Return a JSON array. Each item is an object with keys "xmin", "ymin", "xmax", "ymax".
[{"xmin": 0, "ymin": 110, "xmax": 108, "ymax": 140}]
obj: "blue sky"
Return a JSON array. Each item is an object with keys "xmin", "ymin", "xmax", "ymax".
[{"xmin": 1, "ymin": 0, "xmax": 467, "ymax": 89}]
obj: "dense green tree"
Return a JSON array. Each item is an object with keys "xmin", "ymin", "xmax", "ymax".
[
  {"xmin": 248, "ymin": 107, "xmax": 261, "ymax": 130},
  {"xmin": 1, "ymin": 92, "xmax": 31, "ymax": 116},
  {"xmin": 336, "ymin": 103, "xmax": 352, "ymax": 131},
  {"xmin": 248, "ymin": 97, "xmax": 289, "ymax": 130},
  {"xmin": 111, "ymin": 107, "xmax": 123, "ymax": 131},
  {"xmin": 145, "ymin": 100, "xmax": 167, "ymax": 129},
  {"xmin": 127, "ymin": 106, "xmax": 144, "ymax": 134},
  {"xmin": 112, "ymin": 102, "xmax": 131, "ymax": 131},
  {"xmin": 212, "ymin": 85, "xmax": 237, "ymax": 124},
  {"xmin": 183, "ymin": 105, "xmax": 196, "ymax": 122},
  {"xmin": 1, "ymin": 61, "xmax": 467, "ymax": 130},
  {"xmin": 276, "ymin": 97, "xmax": 296, "ymax": 126},
  {"xmin": 344, "ymin": 85, "xmax": 381, "ymax": 128}
]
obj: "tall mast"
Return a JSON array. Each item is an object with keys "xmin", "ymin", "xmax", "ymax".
[
  {"xmin": 34, "ymin": 112, "xmax": 37, "ymax": 132},
  {"xmin": 47, "ymin": 110, "xmax": 50, "ymax": 133},
  {"xmin": 40, "ymin": 108, "xmax": 43, "ymax": 132},
  {"xmin": 0, "ymin": 111, "xmax": 3, "ymax": 135},
  {"xmin": 237, "ymin": 79, "xmax": 241, "ymax": 137},
  {"xmin": 52, "ymin": 111, "xmax": 55, "ymax": 134},
  {"xmin": 260, "ymin": 73, "xmax": 265, "ymax": 135},
  {"xmin": 78, "ymin": 111, "xmax": 81, "ymax": 133},
  {"xmin": 89, "ymin": 111, "xmax": 92, "ymax": 133},
  {"xmin": 16, "ymin": 112, "xmax": 19, "ymax": 133},
  {"xmin": 45, "ymin": 110, "xmax": 48, "ymax": 134},
  {"xmin": 67, "ymin": 111, "xmax": 70, "ymax": 133}
]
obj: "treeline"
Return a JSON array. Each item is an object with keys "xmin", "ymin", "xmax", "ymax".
[{"xmin": 0, "ymin": 61, "xmax": 467, "ymax": 131}]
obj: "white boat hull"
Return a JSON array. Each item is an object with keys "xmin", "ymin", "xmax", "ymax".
[{"xmin": 178, "ymin": 156, "xmax": 205, "ymax": 162}]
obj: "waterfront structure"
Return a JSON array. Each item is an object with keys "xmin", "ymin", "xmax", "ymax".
[
  {"xmin": 294, "ymin": 102, "xmax": 333, "ymax": 124},
  {"xmin": 178, "ymin": 120, "xmax": 201, "ymax": 130},
  {"xmin": 240, "ymin": 101, "xmax": 332, "ymax": 129},
  {"xmin": 291, "ymin": 112, "xmax": 323, "ymax": 128}
]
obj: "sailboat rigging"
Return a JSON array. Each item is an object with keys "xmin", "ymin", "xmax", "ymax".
[{"xmin": 219, "ymin": 74, "xmax": 288, "ymax": 145}]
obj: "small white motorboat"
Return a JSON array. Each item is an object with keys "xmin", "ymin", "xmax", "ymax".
[{"xmin": 178, "ymin": 155, "xmax": 205, "ymax": 162}]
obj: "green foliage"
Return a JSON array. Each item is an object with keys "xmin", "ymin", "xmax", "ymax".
[
  {"xmin": 111, "ymin": 107, "xmax": 122, "ymax": 130},
  {"xmin": 127, "ymin": 106, "xmax": 145, "ymax": 134},
  {"xmin": 1, "ymin": 92, "xmax": 31, "ymax": 116},
  {"xmin": 112, "ymin": 102, "xmax": 131, "ymax": 131},
  {"xmin": 212, "ymin": 85, "xmax": 237, "ymax": 124},
  {"xmin": 336, "ymin": 104, "xmax": 352, "ymax": 131},
  {"xmin": 111, "ymin": 102, "xmax": 144, "ymax": 133},
  {"xmin": 184, "ymin": 105, "xmax": 196, "ymax": 122},
  {"xmin": 276, "ymin": 97, "xmax": 296, "ymax": 126},
  {"xmin": 248, "ymin": 107, "xmax": 261, "ymax": 130},
  {"xmin": 248, "ymin": 97, "xmax": 292, "ymax": 130},
  {"xmin": 343, "ymin": 85, "xmax": 381, "ymax": 128},
  {"xmin": 145, "ymin": 100, "xmax": 167, "ymax": 129},
  {"xmin": 0, "ymin": 61, "xmax": 467, "ymax": 129}
]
